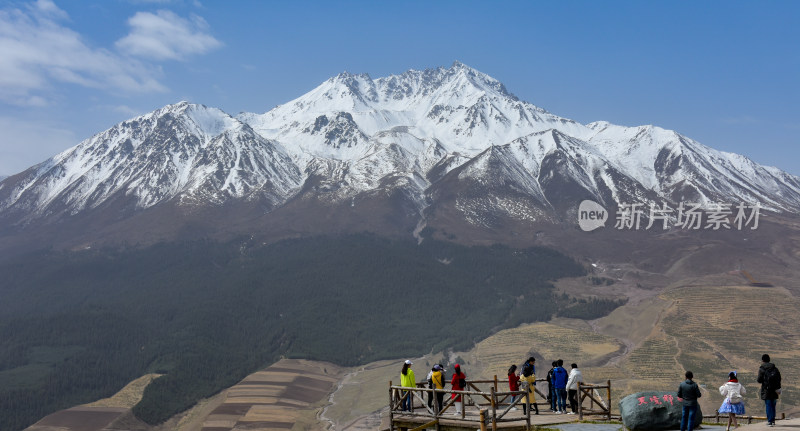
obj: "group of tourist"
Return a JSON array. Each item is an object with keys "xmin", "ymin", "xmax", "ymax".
[
  {"xmin": 399, "ymin": 360, "xmax": 467, "ymax": 414},
  {"xmin": 507, "ymin": 358, "xmax": 584, "ymax": 415},
  {"xmin": 679, "ymin": 354, "xmax": 782, "ymax": 431},
  {"xmin": 399, "ymin": 356, "xmax": 586, "ymax": 416},
  {"xmin": 401, "ymin": 353, "xmax": 784, "ymax": 427}
]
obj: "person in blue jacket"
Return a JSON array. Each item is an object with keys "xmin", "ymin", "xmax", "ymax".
[{"xmin": 553, "ymin": 359, "xmax": 569, "ymax": 414}]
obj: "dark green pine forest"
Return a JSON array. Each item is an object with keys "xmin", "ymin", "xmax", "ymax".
[{"xmin": 0, "ymin": 233, "xmax": 622, "ymax": 430}]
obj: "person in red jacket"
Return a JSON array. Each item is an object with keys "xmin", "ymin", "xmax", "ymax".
[
  {"xmin": 508, "ymin": 364, "xmax": 521, "ymax": 410},
  {"xmin": 451, "ymin": 364, "xmax": 467, "ymax": 415}
]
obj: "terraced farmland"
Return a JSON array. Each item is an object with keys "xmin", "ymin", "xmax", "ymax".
[
  {"xmin": 472, "ymin": 322, "xmax": 624, "ymax": 380},
  {"xmin": 200, "ymin": 359, "xmax": 342, "ymax": 431},
  {"xmin": 661, "ymin": 286, "xmax": 794, "ymax": 357},
  {"xmin": 658, "ymin": 285, "xmax": 800, "ymax": 414},
  {"xmin": 622, "ymin": 336, "xmax": 680, "ymax": 389}
]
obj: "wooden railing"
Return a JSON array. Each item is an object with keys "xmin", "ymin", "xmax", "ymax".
[
  {"xmin": 577, "ymin": 380, "xmax": 612, "ymax": 421},
  {"xmin": 390, "ymin": 378, "xmax": 614, "ymax": 431},
  {"xmin": 703, "ymin": 412, "xmax": 786, "ymax": 425},
  {"xmin": 389, "ymin": 381, "xmax": 532, "ymax": 431}
]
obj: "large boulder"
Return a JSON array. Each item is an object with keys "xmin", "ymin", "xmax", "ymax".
[{"xmin": 619, "ymin": 391, "xmax": 703, "ymax": 431}]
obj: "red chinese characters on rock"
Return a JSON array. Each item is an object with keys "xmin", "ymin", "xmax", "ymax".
[{"xmin": 637, "ymin": 394, "xmax": 683, "ymax": 407}]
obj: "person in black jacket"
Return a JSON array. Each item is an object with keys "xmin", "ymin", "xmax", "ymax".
[
  {"xmin": 547, "ymin": 361, "xmax": 557, "ymax": 412},
  {"xmin": 677, "ymin": 371, "xmax": 702, "ymax": 431},
  {"xmin": 757, "ymin": 354, "xmax": 782, "ymax": 426}
]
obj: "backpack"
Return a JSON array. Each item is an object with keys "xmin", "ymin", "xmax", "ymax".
[
  {"xmin": 727, "ymin": 384, "xmax": 743, "ymax": 404},
  {"xmin": 459, "ymin": 377, "xmax": 466, "ymax": 388},
  {"xmin": 764, "ymin": 366, "xmax": 781, "ymax": 391}
]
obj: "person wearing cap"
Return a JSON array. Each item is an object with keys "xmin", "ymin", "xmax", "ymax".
[
  {"xmin": 431, "ymin": 364, "xmax": 445, "ymax": 411},
  {"xmin": 719, "ymin": 371, "xmax": 746, "ymax": 431},
  {"xmin": 400, "ymin": 360, "xmax": 416, "ymax": 411},
  {"xmin": 451, "ymin": 364, "xmax": 467, "ymax": 415}
]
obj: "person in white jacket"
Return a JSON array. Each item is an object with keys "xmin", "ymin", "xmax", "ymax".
[
  {"xmin": 566, "ymin": 363, "xmax": 584, "ymax": 414},
  {"xmin": 719, "ymin": 371, "xmax": 746, "ymax": 431}
]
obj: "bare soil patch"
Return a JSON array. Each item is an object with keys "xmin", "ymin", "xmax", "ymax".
[{"xmin": 27, "ymin": 407, "xmax": 126, "ymax": 431}]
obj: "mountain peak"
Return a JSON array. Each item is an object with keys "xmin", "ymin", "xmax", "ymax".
[
  {"xmin": 448, "ymin": 60, "xmax": 480, "ymax": 76},
  {"xmin": 3, "ymin": 63, "xmax": 800, "ymax": 248},
  {"xmin": 333, "ymin": 70, "xmax": 371, "ymax": 79},
  {"xmin": 441, "ymin": 61, "xmax": 516, "ymax": 101}
]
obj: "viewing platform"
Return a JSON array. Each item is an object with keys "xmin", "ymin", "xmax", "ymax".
[{"xmin": 388, "ymin": 378, "xmax": 614, "ymax": 431}]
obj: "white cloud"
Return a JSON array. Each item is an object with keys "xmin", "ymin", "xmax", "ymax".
[
  {"xmin": 112, "ymin": 105, "xmax": 143, "ymax": 116},
  {"xmin": 0, "ymin": 0, "xmax": 167, "ymax": 106},
  {"xmin": 116, "ymin": 10, "xmax": 222, "ymax": 61}
]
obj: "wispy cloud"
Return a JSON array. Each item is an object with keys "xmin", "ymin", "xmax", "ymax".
[
  {"xmin": 0, "ymin": 0, "xmax": 166, "ymax": 106},
  {"xmin": 116, "ymin": 10, "xmax": 222, "ymax": 61},
  {"xmin": 112, "ymin": 105, "xmax": 143, "ymax": 117},
  {"xmin": 0, "ymin": 0, "xmax": 222, "ymax": 107}
]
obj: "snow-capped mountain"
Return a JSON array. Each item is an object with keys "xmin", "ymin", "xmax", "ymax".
[
  {"xmin": 0, "ymin": 102, "xmax": 301, "ymax": 220},
  {"xmin": 1, "ymin": 62, "xmax": 799, "ymax": 246}
]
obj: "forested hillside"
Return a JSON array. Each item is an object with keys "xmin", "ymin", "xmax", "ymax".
[{"xmin": 0, "ymin": 234, "xmax": 603, "ymax": 429}]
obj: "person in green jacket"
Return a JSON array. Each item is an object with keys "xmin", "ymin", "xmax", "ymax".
[{"xmin": 401, "ymin": 360, "xmax": 416, "ymax": 411}]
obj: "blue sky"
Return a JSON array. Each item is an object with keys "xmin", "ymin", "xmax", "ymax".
[{"xmin": 1, "ymin": 0, "xmax": 798, "ymax": 176}]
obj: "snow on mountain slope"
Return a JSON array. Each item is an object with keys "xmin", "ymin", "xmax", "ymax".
[
  {"xmin": 586, "ymin": 122, "xmax": 800, "ymax": 210},
  {"xmin": 2, "ymin": 62, "xmax": 799, "ymax": 231},
  {"xmin": 238, "ymin": 61, "xmax": 589, "ymax": 160},
  {"xmin": 0, "ymin": 102, "xmax": 302, "ymax": 217}
]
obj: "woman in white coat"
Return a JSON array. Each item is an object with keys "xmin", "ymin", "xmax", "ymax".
[
  {"xmin": 719, "ymin": 371, "xmax": 746, "ymax": 431},
  {"xmin": 565, "ymin": 363, "xmax": 584, "ymax": 414}
]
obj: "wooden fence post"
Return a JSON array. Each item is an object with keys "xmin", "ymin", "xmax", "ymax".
[
  {"xmin": 607, "ymin": 380, "xmax": 612, "ymax": 421},
  {"xmin": 491, "ymin": 386, "xmax": 497, "ymax": 431},
  {"xmin": 389, "ymin": 381, "xmax": 395, "ymax": 431},
  {"xmin": 577, "ymin": 381, "xmax": 583, "ymax": 421},
  {"xmin": 526, "ymin": 389, "xmax": 532, "ymax": 431}
]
